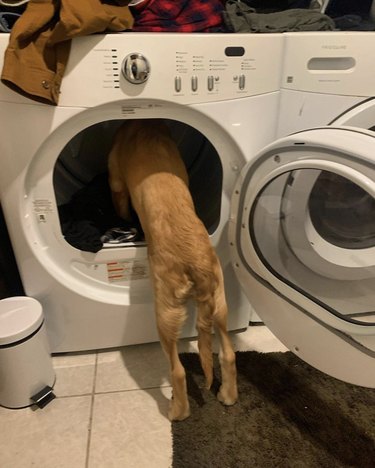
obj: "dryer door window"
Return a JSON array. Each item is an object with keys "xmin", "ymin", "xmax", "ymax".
[
  {"xmin": 251, "ymin": 168, "xmax": 375, "ymax": 324},
  {"xmin": 231, "ymin": 126, "xmax": 375, "ymax": 337}
]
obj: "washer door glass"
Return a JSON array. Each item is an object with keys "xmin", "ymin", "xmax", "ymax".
[{"xmin": 251, "ymin": 168, "xmax": 375, "ymax": 324}]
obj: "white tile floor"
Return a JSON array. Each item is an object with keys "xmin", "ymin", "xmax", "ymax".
[{"xmin": 0, "ymin": 325, "xmax": 287, "ymax": 468}]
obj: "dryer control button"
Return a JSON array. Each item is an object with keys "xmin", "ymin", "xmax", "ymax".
[
  {"xmin": 207, "ymin": 75, "xmax": 214, "ymax": 91},
  {"xmin": 191, "ymin": 76, "xmax": 198, "ymax": 92},
  {"xmin": 239, "ymin": 74, "xmax": 246, "ymax": 90},
  {"xmin": 175, "ymin": 76, "xmax": 182, "ymax": 93}
]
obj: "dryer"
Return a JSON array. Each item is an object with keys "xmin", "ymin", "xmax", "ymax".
[
  {"xmin": 230, "ymin": 32, "xmax": 375, "ymax": 388},
  {"xmin": 0, "ymin": 32, "xmax": 283, "ymax": 353},
  {"xmin": 0, "ymin": 32, "xmax": 374, "ymax": 389}
]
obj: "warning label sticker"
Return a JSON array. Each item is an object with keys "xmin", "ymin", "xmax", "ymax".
[
  {"xmin": 33, "ymin": 199, "xmax": 53, "ymax": 213},
  {"xmin": 107, "ymin": 260, "xmax": 149, "ymax": 282},
  {"xmin": 33, "ymin": 199, "xmax": 53, "ymax": 223}
]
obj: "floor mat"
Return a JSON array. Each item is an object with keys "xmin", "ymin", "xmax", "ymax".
[{"xmin": 172, "ymin": 351, "xmax": 375, "ymax": 468}]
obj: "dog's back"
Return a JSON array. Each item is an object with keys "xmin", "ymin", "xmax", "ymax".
[{"xmin": 109, "ymin": 119, "xmax": 220, "ymax": 303}]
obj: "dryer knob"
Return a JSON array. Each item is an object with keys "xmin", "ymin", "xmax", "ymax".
[{"xmin": 122, "ymin": 53, "xmax": 150, "ymax": 84}]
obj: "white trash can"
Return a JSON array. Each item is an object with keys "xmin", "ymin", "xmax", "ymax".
[{"xmin": 0, "ymin": 297, "xmax": 55, "ymax": 409}]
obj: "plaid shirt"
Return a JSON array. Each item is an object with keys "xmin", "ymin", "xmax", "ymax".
[{"xmin": 130, "ymin": 0, "xmax": 225, "ymax": 32}]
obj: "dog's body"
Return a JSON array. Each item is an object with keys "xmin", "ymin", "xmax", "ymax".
[{"xmin": 108, "ymin": 119, "xmax": 237, "ymax": 420}]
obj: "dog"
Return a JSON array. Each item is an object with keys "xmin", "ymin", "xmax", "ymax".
[{"xmin": 108, "ymin": 119, "xmax": 237, "ymax": 421}]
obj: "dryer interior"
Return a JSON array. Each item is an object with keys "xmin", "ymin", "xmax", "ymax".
[{"xmin": 53, "ymin": 119, "xmax": 223, "ymax": 253}]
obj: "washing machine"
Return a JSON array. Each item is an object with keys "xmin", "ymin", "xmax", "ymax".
[
  {"xmin": 229, "ymin": 32, "xmax": 375, "ymax": 388},
  {"xmin": 0, "ymin": 32, "xmax": 283, "ymax": 353}
]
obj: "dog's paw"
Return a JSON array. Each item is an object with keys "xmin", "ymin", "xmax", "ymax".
[
  {"xmin": 217, "ymin": 385, "xmax": 238, "ymax": 406},
  {"xmin": 168, "ymin": 400, "xmax": 191, "ymax": 421}
]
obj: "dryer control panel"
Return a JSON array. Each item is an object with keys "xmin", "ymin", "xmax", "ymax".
[
  {"xmin": 0, "ymin": 33, "xmax": 283, "ymax": 106},
  {"xmin": 0, "ymin": 33, "xmax": 283, "ymax": 107},
  {"xmin": 57, "ymin": 33, "xmax": 283, "ymax": 107}
]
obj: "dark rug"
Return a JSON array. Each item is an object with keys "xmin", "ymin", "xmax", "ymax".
[{"xmin": 172, "ymin": 352, "xmax": 375, "ymax": 468}]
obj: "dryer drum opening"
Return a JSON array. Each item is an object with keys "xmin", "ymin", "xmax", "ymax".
[
  {"xmin": 53, "ymin": 119, "xmax": 223, "ymax": 253},
  {"xmin": 309, "ymin": 171, "xmax": 375, "ymax": 250}
]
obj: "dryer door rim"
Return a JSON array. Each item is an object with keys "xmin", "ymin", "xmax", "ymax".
[
  {"xmin": 21, "ymin": 99, "xmax": 247, "ymax": 304},
  {"xmin": 229, "ymin": 126, "xmax": 375, "ymax": 337},
  {"xmin": 331, "ymin": 97, "xmax": 375, "ymax": 129}
]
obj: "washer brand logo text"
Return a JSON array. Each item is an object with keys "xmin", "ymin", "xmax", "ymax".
[{"xmin": 322, "ymin": 45, "xmax": 347, "ymax": 50}]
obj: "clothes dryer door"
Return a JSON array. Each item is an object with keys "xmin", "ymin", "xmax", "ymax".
[{"xmin": 229, "ymin": 126, "xmax": 375, "ymax": 388}]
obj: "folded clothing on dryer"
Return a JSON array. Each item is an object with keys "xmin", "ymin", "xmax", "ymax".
[
  {"xmin": 129, "ymin": 0, "xmax": 226, "ymax": 32},
  {"xmin": 0, "ymin": 0, "xmax": 133, "ymax": 104},
  {"xmin": 234, "ymin": 0, "xmax": 312, "ymax": 12},
  {"xmin": 223, "ymin": 1, "xmax": 335, "ymax": 32}
]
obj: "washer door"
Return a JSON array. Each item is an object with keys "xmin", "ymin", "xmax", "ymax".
[{"xmin": 230, "ymin": 126, "xmax": 375, "ymax": 387}]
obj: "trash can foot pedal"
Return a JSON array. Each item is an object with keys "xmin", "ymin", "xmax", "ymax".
[{"xmin": 31, "ymin": 386, "xmax": 56, "ymax": 409}]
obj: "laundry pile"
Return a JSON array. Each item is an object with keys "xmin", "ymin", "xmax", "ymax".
[
  {"xmin": 130, "ymin": 0, "xmax": 225, "ymax": 32},
  {"xmin": 325, "ymin": 0, "xmax": 375, "ymax": 31},
  {"xmin": 58, "ymin": 173, "xmax": 144, "ymax": 253},
  {"xmin": 223, "ymin": 1, "xmax": 335, "ymax": 33},
  {"xmin": 223, "ymin": 0, "xmax": 374, "ymax": 32},
  {"xmin": 1, "ymin": 1, "xmax": 374, "ymax": 34},
  {"xmin": 0, "ymin": 1, "xmax": 134, "ymax": 104}
]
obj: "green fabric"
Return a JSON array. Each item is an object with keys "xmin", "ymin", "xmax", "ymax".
[{"xmin": 223, "ymin": 2, "xmax": 335, "ymax": 32}]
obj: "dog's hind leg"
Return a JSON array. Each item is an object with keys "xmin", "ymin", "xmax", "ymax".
[
  {"xmin": 196, "ymin": 299, "xmax": 214, "ymax": 390},
  {"xmin": 212, "ymin": 269, "xmax": 238, "ymax": 406},
  {"xmin": 154, "ymin": 296, "xmax": 190, "ymax": 421}
]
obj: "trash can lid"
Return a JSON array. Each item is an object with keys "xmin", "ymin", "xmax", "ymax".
[{"xmin": 0, "ymin": 297, "xmax": 44, "ymax": 346}]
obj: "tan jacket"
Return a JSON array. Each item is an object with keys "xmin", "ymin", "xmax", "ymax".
[{"xmin": 1, "ymin": 0, "xmax": 133, "ymax": 105}]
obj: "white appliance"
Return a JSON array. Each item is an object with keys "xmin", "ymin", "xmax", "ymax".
[
  {"xmin": 230, "ymin": 32, "xmax": 375, "ymax": 388},
  {"xmin": 0, "ymin": 32, "xmax": 374, "ymax": 388},
  {"xmin": 0, "ymin": 33, "xmax": 283, "ymax": 353}
]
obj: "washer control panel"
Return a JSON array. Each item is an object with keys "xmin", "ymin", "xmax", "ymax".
[{"xmin": 282, "ymin": 32, "xmax": 375, "ymax": 97}]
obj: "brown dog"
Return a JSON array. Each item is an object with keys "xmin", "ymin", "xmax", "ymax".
[{"xmin": 108, "ymin": 119, "xmax": 237, "ymax": 421}]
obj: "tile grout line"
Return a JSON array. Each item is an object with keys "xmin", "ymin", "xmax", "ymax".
[
  {"xmin": 55, "ymin": 383, "xmax": 172, "ymax": 400},
  {"xmin": 94, "ymin": 383, "xmax": 172, "ymax": 395},
  {"xmin": 85, "ymin": 351, "xmax": 98, "ymax": 468}
]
